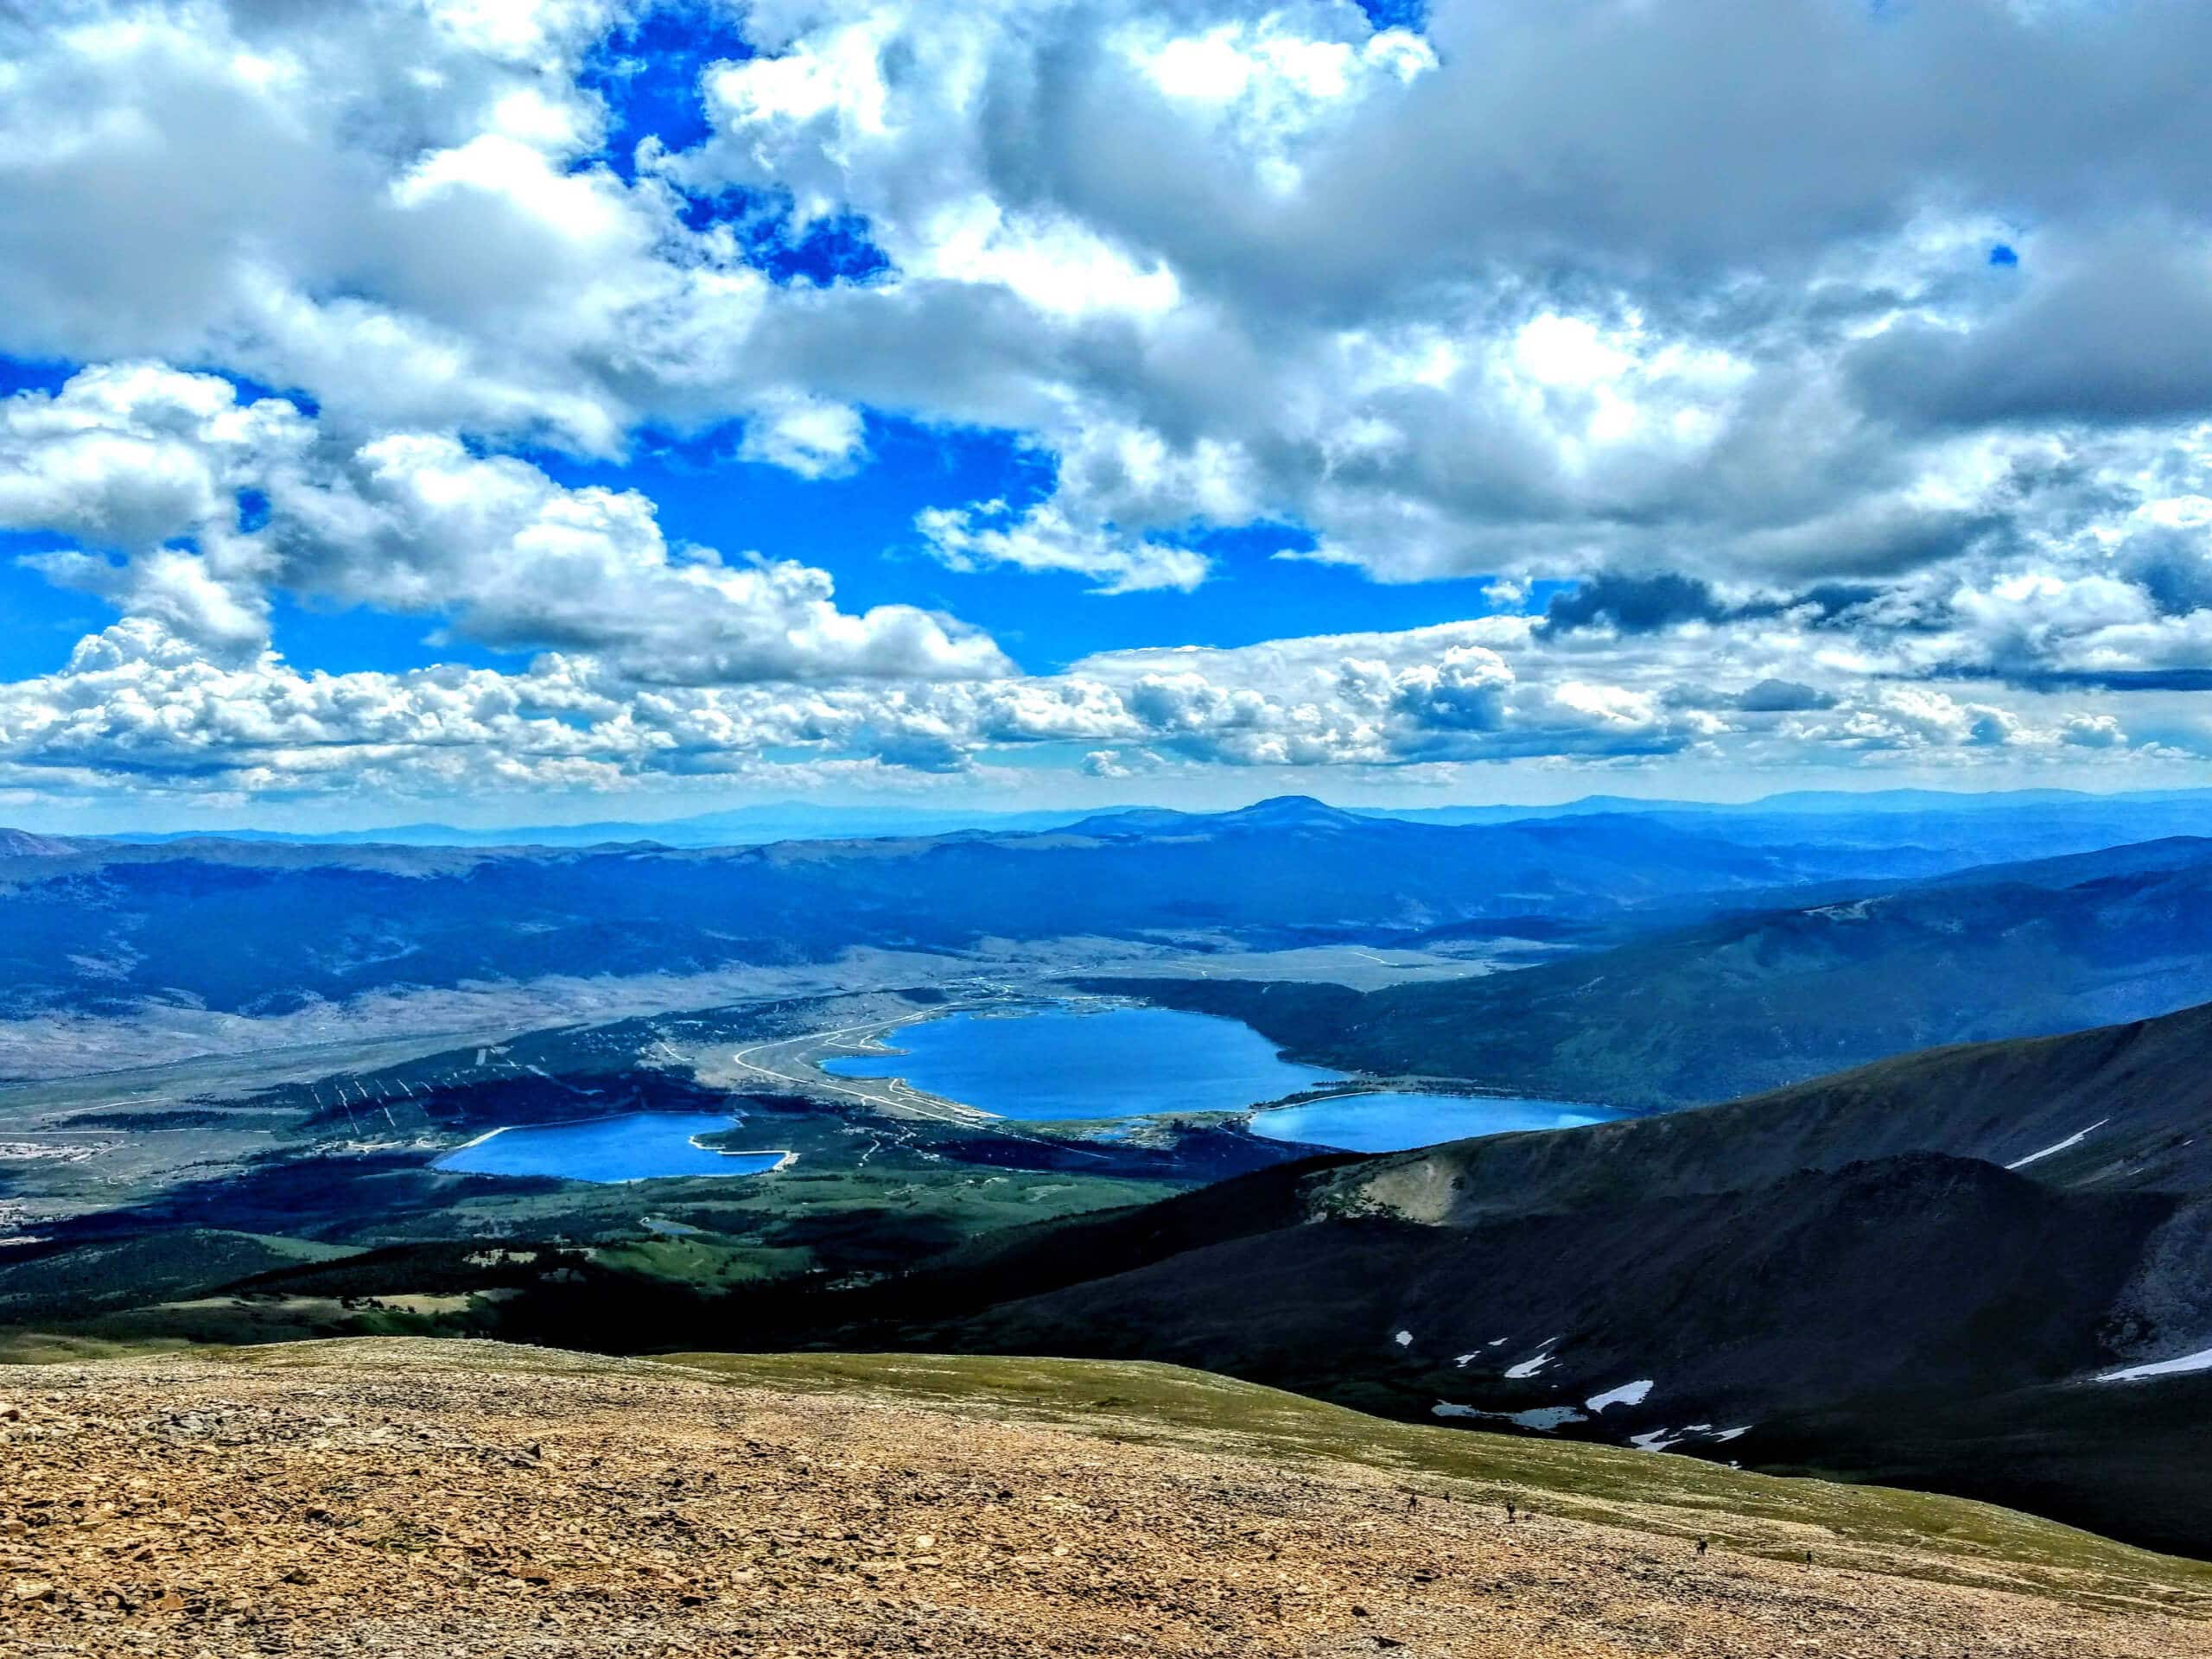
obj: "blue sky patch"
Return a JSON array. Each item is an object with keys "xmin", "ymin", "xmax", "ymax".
[
  {"xmin": 531, "ymin": 419, "xmax": 1533, "ymax": 673},
  {"xmin": 0, "ymin": 545, "xmax": 103, "ymax": 679},
  {"xmin": 0, "ymin": 356, "xmax": 73, "ymax": 398},
  {"xmin": 1356, "ymin": 0, "xmax": 1427, "ymax": 29},
  {"xmin": 582, "ymin": 1, "xmax": 752, "ymax": 180}
]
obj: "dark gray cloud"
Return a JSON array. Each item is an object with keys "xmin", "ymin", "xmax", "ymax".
[
  {"xmin": 1038, "ymin": 0, "xmax": 2212, "ymax": 319},
  {"xmin": 1990, "ymin": 668, "xmax": 2212, "ymax": 695},
  {"xmin": 1538, "ymin": 573, "xmax": 1731, "ymax": 636},
  {"xmin": 1540, "ymin": 576, "xmax": 1889, "ymax": 639},
  {"xmin": 1735, "ymin": 678, "xmax": 1835, "ymax": 714},
  {"xmin": 2121, "ymin": 530, "xmax": 2212, "ymax": 619},
  {"xmin": 1851, "ymin": 231, "xmax": 2212, "ymax": 429}
]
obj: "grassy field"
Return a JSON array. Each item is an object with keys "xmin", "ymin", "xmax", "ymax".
[
  {"xmin": 664, "ymin": 1349, "xmax": 2212, "ymax": 1618},
  {"xmin": 0, "ymin": 1154, "xmax": 1187, "ymax": 1358}
]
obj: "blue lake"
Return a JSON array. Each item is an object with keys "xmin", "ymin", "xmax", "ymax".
[
  {"xmin": 821, "ymin": 1005, "xmax": 1344, "ymax": 1120},
  {"xmin": 1250, "ymin": 1092, "xmax": 1620, "ymax": 1154},
  {"xmin": 434, "ymin": 1112, "xmax": 786, "ymax": 1183}
]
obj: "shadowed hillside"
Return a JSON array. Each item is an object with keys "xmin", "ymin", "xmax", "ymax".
[
  {"xmin": 755, "ymin": 1001, "xmax": 2212, "ymax": 1556},
  {"xmin": 1098, "ymin": 837, "xmax": 2212, "ymax": 1105}
]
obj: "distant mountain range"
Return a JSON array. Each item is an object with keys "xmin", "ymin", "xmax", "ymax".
[
  {"xmin": 17, "ymin": 792, "xmax": 2212, "ymax": 1095},
  {"xmin": 61, "ymin": 782, "xmax": 2212, "ymax": 861},
  {"xmin": 1381, "ymin": 784, "xmax": 2212, "ymax": 822},
  {"xmin": 1381, "ymin": 785, "xmax": 2212, "ymax": 869},
  {"xmin": 95, "ymin": 802, "xmax": 1118, "ymax": 849},
  {"xmin": 791, "ymin": 1000, "xmax": 2212, "ymax": 1555},
  {"xmin": 0, "ymin": 796, "xmax": 1957, "ymax": 1028}
]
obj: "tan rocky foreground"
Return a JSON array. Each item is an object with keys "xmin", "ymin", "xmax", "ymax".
[{"xmin": 0, "ymin": 1339, "xmax": 2203, "ymax": 1657}]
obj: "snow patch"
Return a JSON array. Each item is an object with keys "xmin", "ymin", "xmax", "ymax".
[
  {"xmin": 1454, "ymin": 1337, "xmax": 1545, "ymax": 1372},
  {"xmin": 1433, "ymin": 1402, "xmax": 1587, "ymax": 1431},
  {"xmin": 2098, "ymin": 1344, "xmax": 2212, "ymax": 1382},
  {"xmin": 1503, "ymin": 1343, "xmax": 1560, "ymax": 1379},
  {"xmin": 1508, "ymin": 1406, "xmax": 1586, "ymax": 1431},
  {"xmin": 1629, "ymin": 1421, "xmax": 1745, "ymax": 1452},
  {"xmin": 2005, "ymin": 1118, "xmax": 2110, "ymax": 1171},
  {"xmin": 1585, "ymin": 1379, "xmax": 1654, "ymax": 1413}
]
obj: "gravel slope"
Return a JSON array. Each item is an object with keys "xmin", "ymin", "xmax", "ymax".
[{"xmin": 0, "ymin": 1338, "xmax": 2204, "ymax": 1657}]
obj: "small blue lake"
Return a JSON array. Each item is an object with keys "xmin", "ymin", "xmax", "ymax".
[
  {"xmin": 821, "ymin": 1005, "xmax": 1344, "ymax": 1120},
  {"xmin": 1250, "ymin": 1092, "xmax": 1620, "ymax": 1154},
  {"xmin": 435, "ymin": 1112, "xmax": 785, "ymax": 1183}
]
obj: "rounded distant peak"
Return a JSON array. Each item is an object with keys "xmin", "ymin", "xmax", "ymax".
[
  {"xmin": 1226, "ymin": 795, "xmax": 1361, "ymax": 828},
  {"xmin": 1064, "ymin": 795, "xmax": 1368, "ymax": 839},
  {"xmin": 0, "ymin": 828, "xmax": 75, "ymax": 857}
]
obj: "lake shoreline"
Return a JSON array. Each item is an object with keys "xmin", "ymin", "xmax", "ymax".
[
  {"xmin": 433, "ymin": 1111, "xmax": 794, "ymax": 1184},
  {"xmin": 1249, "ymin": 1090, "xmax": 1622, "ymax": 1154}
]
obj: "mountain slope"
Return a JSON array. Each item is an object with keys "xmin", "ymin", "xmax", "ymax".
[
  {"xmin": 1312, "ymin": 997, "xmax": 2212, "ymax": 1217},
  {"xmin": 105, "ymin": 800, "xmax": 1117, "ymax": 849},
  {"xmin": 932, "ymin": 1153, "xmax": 2169, "ymax": 1419},
  {"xmin": 2, "ymin": 1338, "xmax": 2203, "ymax": 1656},
  {"xmin": 1105, "ymin": 836, "xmax": 2212, "ymax": 1106},
  {"xmin": 779, "ymin": 1002, "xmax": 2212, "ymax": 1554},
  {"xmin": 1376, "ymin": 786, "xmax": 2212, "ymax": 869}
]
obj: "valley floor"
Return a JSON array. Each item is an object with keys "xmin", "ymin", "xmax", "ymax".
[{"xmin": 1, "ymin": 1339, "xmax": 2206, "ymax": 1657}]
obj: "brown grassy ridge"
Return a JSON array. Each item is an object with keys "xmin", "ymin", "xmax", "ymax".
[{"xmin": 0, "ymin": 1337, "xmax": 2202, "ymax": 1656}]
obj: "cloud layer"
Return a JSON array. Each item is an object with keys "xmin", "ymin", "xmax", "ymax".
[{"xmin": 3, "ymin": 0, "xmax": 2211, "ymax": 811}]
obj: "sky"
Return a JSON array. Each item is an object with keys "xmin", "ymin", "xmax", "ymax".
[{"xmin": 6, "ymin": 0, "xmax": 2212, "ymax": 830}]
